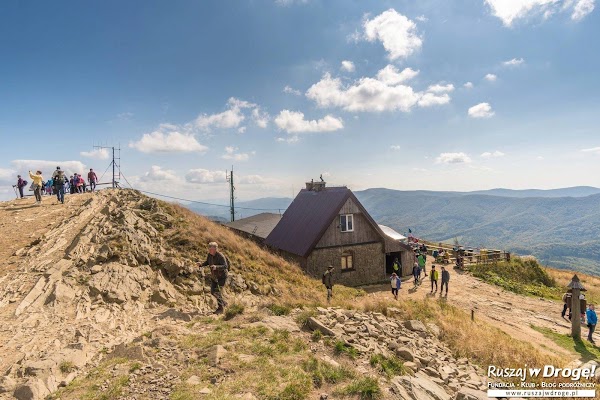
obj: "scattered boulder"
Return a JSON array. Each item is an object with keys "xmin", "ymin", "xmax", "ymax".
[
  {"xmin": 404, "ymin": 320, "xmax": 428, "ymax": 332},
  {"xmin": 306, "ymin": 317, "xmax": 336, "ymax": 336},
  {"xmin": 207, "ymin": 345, "xmax": 227, "ymax": 367}
]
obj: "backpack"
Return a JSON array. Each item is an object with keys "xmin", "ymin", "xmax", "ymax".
[{"xmin": 22, "ymin": 180, "xmax": 28, "ymax": 187}]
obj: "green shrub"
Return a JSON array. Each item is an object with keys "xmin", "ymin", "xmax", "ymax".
[
  {"xmin": 59, "ymin": 361, "xmax": 76, "ymax": 374},
  {"xmin": 337, "ymin": 376, "xmax": 382, "ymax": 399},
  {"xmin": 302, "ymin": 356, "xmax": 355, "ymax": 388},
  {"xmin": 369, "ymin": 354, "xmax": 405, "ymax": 378},
  {"xmin": 333, "ymin": 340, "xmax": 358, "ymax": 359},
  {"xmin": 311, "ymin": 330, "xmax": 323, "ymax": 342},
  {"xmin": 224, "ymin": 303, "xmax": 245, "ymax": 320},
  {"xmin": 268, "ymin": 303, "xmax": 291, "ymax": 316},
  {"xmin": 295, "ymin": 308, "xmax": 317, "ymax": 327}
]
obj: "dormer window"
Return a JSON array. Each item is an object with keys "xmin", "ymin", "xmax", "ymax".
[{"xmin": 340, "ymin": 214, "xmax": 354, "ymax": 232}]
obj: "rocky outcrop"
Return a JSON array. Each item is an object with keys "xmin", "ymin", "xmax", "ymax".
[{"xmin": 305, "ymin": 307, "xmax": 489, "ymax": 399}]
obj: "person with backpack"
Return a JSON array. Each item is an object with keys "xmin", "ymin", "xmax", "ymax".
[
  {"xmin": 322, "ymin": 265, "xmax": 334, "ymax": 303},
  {"xmin": 88, "ymin": 168, "xmax": 98, "ymax": 192},
  {"xmin": 430, "ymin": 265, "xmax": 439, "ymax": 294},
  {"xmin": 418, "ymin": 253, "xmax": 427, "ymax": 278},
  {"xmin": 198, "ymin": 241, "xmax": 229, "ymax": 314},
  {"xmin": 440, "ymin": 266, "xmax": 450, "ymax": 296},
  {"xmin": 52, "ymin": 166, "xmax": 66, "ymax": 204},
  {"xmin": 28, "ymin": 170, "xmax": 44, "ymax": 205},
  {"xmin": 16, "ymin": 175, "xmax": 27, "ymax": 199},
  {"xmin": 586, "ymin": 304, "xmax": 597, "ymax": 344},
  {"xmin": 412, "ymin": 262, "xmax": 420, "ymax": 285},
  {"xmin": 561, "ymin": 292, "xmax": 572, "ymax": 319},
  {"xmin": 390, "ymin": 272, "xmax": 401, "ymax": 300}
]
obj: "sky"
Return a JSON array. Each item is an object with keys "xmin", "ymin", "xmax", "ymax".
[{"xmin": 1, "ymin": 0, "xmax": 599, "ymax": 202}]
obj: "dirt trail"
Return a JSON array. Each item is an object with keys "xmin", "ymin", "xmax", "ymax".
[{"xmin": 361, "ymin": 262, "xmax": 594, "ymax": 360}]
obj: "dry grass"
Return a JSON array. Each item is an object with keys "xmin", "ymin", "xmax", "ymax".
[
  {"xmin": 546, "ymin": 267, "xmax": 600, "ymax": 305},
  {"xmin": 360, "ymin": 297, "xmax": 568, "ymax": 371},
  {"xmin": 161, "ymin": 202, "xmax": 364, "ymax": 307}
]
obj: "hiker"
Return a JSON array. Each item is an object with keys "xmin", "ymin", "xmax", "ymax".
[
  {"xmin": 88, "ymin": 168, "xmax": 98, "ymax": 192},
  {"xmin": 586, "ymin": 304, "xmax": 597, "ymax": 344},
  {"xmin": 323, "ymin": 265, "xmax": 334, "ymax": 303},
  {"xmin": 392, "ymin": 257, "xmax": 400, "ymax": 275},
  {"xmin": 198, "ymin": 242, "xmax": 229, "ymax": 314},
  {"xmin": 16, "ymin": 175, "xmax": 26, "ymax": 199},
  {"xmin": 430, "ymin": 265, "xmax": 439, "ymax": 293},
  {"xmin": 45, "ymin": 178, "xmax": 53, "ymax": 195},
  {"xmin": 412, "ymin": 262, "xmax": 419, "ymax": 285},
  {"xmin": 69, "ymin": 175, "xmax": 75, "ymax": 194},
  {"xmin": 390, "ymin": 272, "xmax": 401, "ymax": 300},
  {"xmin": 52, "ymin": 166, "xmax": 66, "ymax": 204},
  {"xmin": 418, "ymin": 253, "xmax": 427, "ymax": 277},
  {"xmin": 28, "ymin": 170, "xmax": 44, "ymax": 205},
  {"xmin": 440, "ymin": 266, "xmax": 450, "ymax": 296},
  {"xmin": 76, "ymin": 173, "xmax": 84, "ymax": 193},
  {"xmin": 580, "ymin": 293, "xmax": 587, "ymax": 324},
  {"xmin": 561, "ymin": 292, "xmax": 572, "ymax": 319}
]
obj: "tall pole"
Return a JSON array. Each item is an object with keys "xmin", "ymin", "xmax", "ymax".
[
  {"xmin": 112, "ymin": 146, "xmax": 116, "ymax": 189},
  {"xmin": 230, "ymin": 167, "xmax": 235, "ymax": 222}
]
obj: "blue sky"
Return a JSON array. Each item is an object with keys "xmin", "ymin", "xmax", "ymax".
[{"xmin": 1, "ymin": 0, "xmax": 599, "ymax": 201}]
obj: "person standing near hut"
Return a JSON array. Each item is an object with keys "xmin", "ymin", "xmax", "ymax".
[
  {"xmin": 430, "ymin": 265, "xmax": 439, "ymax": 294},
  {"xmin": 586, "ymin": 304, "xmax": 597, "ymax": 344},
  {"xmin": 390, "ymin": 272, "xmax": 401, "ymax": 300},
  {"xmin": 418, "ymin": 253, "xmax": 427, "ymax": 278},
  {"xmin": 440, "ymin": 266, "xmax": 450, "ymax": 296},
  {"xmin": 412, "ymin": 262, "xmax": 420, "ymax": 285},
  {"xmin": 323, "ymin": 265, "xmax": 334, "ymax": 303}
]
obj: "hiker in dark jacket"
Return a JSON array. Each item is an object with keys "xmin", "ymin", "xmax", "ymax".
[
  {"xmin": 323, "ymin": 265, "xmax": 334, "ymax": 303},
  {"xmin": 440, "ymin": 266, "xmax": 450, "ymax": 296},
  {"xmin": 198, "ymin": 241, "xmax": 229, "ymax": 314},
  {"xmin": 16, "ymin": 175, "xmax": 26, "ymax": 198},
  {"xmin": 561, "ymin": 292, "xmax": 572, "ymax": 320},
  {"xmin": 52, "ymin": 166, "xmax": 66, "ymax": 204}
]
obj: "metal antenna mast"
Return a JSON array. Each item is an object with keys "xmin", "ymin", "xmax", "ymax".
[
  {"xmin": 226, "ymin": 166, "xmax": 235, "ymax": 222},
  {"xmin": 93, "ymin": 144, "xmax": 121, "ymax": 188}
]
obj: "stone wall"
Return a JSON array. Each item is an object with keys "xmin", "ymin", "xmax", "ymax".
[{"xmin": 304, "ymin": 242, "xmax": 386, "ymax": 286}]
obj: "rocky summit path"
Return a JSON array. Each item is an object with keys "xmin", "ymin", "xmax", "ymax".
[{"xmin": 361, "ymin": 262, "xmax": 596, "ymax": 360}]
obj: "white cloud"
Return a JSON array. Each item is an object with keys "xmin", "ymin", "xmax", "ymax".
[
  {"xmin": 11, "ymin": 160, "xmax": 87, "ymax": 177},
  {"xmin": 417, "ymin": 92, "xmax": 451, "ymax": 107},
  {"xmin": 468, "ymin": 102, "xmax": 495, "ymax": 118},
  {"xmin": 341, "ymin": 60, "xmax": 355, "ymax": 72},
  {"xmin": 415, "ymin": 15, "xmax": 428, "ymax": 22},
  {"xmin": 283, "ymin": 85, "xmax": 302, "ymax": 96},
  {"xmin": 80, "ymin": 148, "xmax": 110, "ymax": 160},
  {"xmin": 484, "ymin": 0, "xmax": 594, "ymax": 26},
  {"xmin": 276, "ymin": 136, "xmax": 300, "ymax": 144},
  {"xmin": 390, "ymin": 145, "xmax": 401, "ymax": 151},
  {"xmin": 195, "ymin": 97, "xmax": 254, "ymax": 131},
  {"xmin": 185, "ymin": 169, "xmax": 227, "ymax": 184},
  {"xmin": 502, "ymin": 57, "xmax": 525, "ymax": 67},
  {"xmin": 480, "ymin": 150, "xmax": 505, "ymax": 158},
  {"xmin": 307, "ymin": 66, "xmax": 451, "ymax": 112},
  {"xmin": 274, "ymin": 110, "xmax": 344, "ymax": 133},
  {"xmin": 435, "ymin": 152, "xmax": 472, "ymax": 164},
  {"xmin": 363, "ymin": 9, "xmax": 423, "ymax": 60},
  {"xmin": 427, "ymin": 83, "xmax": 455, "ymax": 93},
  {"xmin": 0, "ymin": 168, "xmax": 16, "ymax": 185},
  {"xmin": 536, "ymin": 155, "xmax": 545, "ymax": 160},
  {"xmin": 129, "ymin": 126, "xmax": 208, "ymax": 153},
  {"xmin": 221, "ymin": 146, "xmax": 253, "ymax": 161},
  {"xmin": 464, "ymin": 82, "xmax": 474, "ymax": 89},
  {"xmin": 140, "ymin": 166, "xmax": 179, "ymax": 183},
  {"xmin": 376, "ymin": 65, "xmax": 419, "ymax": 85},
  {"xmin": 238, "ymin": 126, "xmax": 247, "ymax": 134},
  {"xmin": 572, "ymin": 0, "xmax": 595, "ymax": 20},
  {"xmin": 484, "ymin": 73, "xmax": 497, "ymax": 82},
  {"xmin": 581, "ymin": 146, "xmax": 600, "ymax": 154},
  {"xmin": 251, "ymin": 107, "xmax": 270, "ymax": 128},
  {"xmin": 238, "ymin": 174, "xmax": 266, "ymax": 184}
]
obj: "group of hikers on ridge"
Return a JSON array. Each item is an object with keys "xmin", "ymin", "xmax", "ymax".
[{"xmin": 14, "ymin": 166, "xmax": 99, "ymax": 204}]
